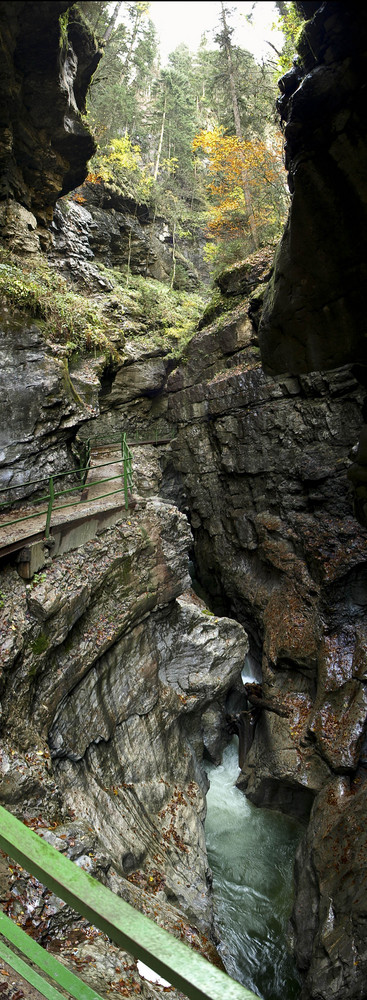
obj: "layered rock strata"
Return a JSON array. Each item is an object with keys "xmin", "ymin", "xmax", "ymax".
[
  {"xmin": 160, "ymin": 251, "xmax": 367, "ymax": 999},
  {"xmin": 259, "ymin": 1, "xmax": 367, "ymax": 527},
  {"xmin": 253, "ymin": 4, "xmax": 367, "ymax": 996},
  {"xmin": 0, "ymin": 2, "xmax": 100, "ymax": 238},
  {"xmin": 0, "ymin": 0, "xmax": 101, "ymax": 497},
  {"xmin": 50, "ymin": 187, "xmax": 201, "ymax": 289},
  {"xmin": 0, "ymin": 487, "xmax": 248, "ymax": 994},
  {"xmin": 0, "ymin": 310, "xmax": 92, "ymax": 500}
]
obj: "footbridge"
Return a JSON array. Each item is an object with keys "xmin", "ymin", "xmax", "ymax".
[{"xmin": 0, "ymin": 433, "xmax": 169, "ymax": 577}]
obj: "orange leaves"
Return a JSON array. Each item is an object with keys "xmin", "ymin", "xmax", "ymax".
[
  {"xmin": 193, "ymin": 124, "xmax": 285, "ymax": 244},
  {"xmin": 85, "ymin": 171, "xmax": 102, "ymax": 185},
  {"xmin": 193, "ymin": 125, "xmax": 245, "ymax": 200}
]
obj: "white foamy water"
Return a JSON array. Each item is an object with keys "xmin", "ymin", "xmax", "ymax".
[{"xmin": 205, "ymin": 741, "xmax": 303, "ymax": 1000}]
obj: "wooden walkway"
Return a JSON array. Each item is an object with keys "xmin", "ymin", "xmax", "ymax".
[
  {"xmin": 0, "ymin": 446, "xmax": 127, "ymax": 560},
  {"xmin": 0, "ymin": 438, "xmax": 171, "ymax": 563}
]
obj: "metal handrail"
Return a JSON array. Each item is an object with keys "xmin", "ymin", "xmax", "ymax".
[
  {"xmin": 0, "ymin": 431, "xmax": 171, "ymax": 504},
  {"xmin": 0, "ymin": 804, "xmax": 259, "ymax": 1000},
  {"xmin": 0, "ymin": 910, "xmax": 105, "ymax": 1000},
  {"xmin": 0, "ymin": 436, "xmax": 134, "ymax": 539}
]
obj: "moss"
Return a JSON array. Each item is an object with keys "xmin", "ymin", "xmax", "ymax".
[
  {"xmin": 31, "ymin": 633, "xmax": 50, "ymax": 656},
  {"xmin": 120, "ymin": 555, "xmax": 132, "ymax": 584},
  {"xmin": 197, "ymin": 288, "xmax": 235, "ymax": 330},
  {"xmin": 0, "ymin": 251, "xmax": 121, "ymax": 360},
  {"xmin": 0, "ymin": 244, "xmax": 203, "ymax": 367},
  {"xmin": 296, "ymin": 19, "xmax": 317, "ymax": 67},
  {"xmin": 58, "ymin": 9, "xmax": 70, "ymax": 52},
  {"xmin": 63, "ymin": 634, "xmax": 74, "ymax": 654},
  {"xmin": 98, "ymin": 264, "xmax": 204, "ymax": 358}
]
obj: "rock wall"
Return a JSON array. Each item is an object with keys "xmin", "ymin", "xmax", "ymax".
[
  {"xmin": 50, "ymin": 183, "xmax": 202, "ymax": 289},
  {"xmin": 0, "ymin": 2, "xmax": 100, "ymax": 238},
  {"xmin": 259, "ymin": 1, "xmax": 367, "ymax": 528},
  {"xmin": 259, "ymin": 1, "xmax": 367, "ymax": 376},
  {"xmin": 252, "ymin": 5, "xmax": 367, "ymax": 997},
  {"xmin": 0, "ymin": 485, "xmax": 248, "ymax": 993},
  {"xmin": 51, "ymin": 193, "xmax": 175, "ymax": 287},
  {"xmin": 1, "ymin": 2, "xmax": 367, "ymax": 998},
  {"xmin": 0, "ymin": 310, "xmax": 93, "ymax": 499},
  {"xmin": 0, "ymin": 1, "xmax": 102, "ymax": 497},
  {"xmin": 161, "ymin": 243, "xmax": 367, "ymax": 999}
]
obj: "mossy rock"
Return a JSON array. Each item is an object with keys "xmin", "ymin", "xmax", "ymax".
[{"xmin": 31, "ymin": 633, "xmax": 50, "ymax": 656}]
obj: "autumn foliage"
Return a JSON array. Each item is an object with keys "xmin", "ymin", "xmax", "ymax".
[{"xmin": 193, "ymin": 125, "xmax": 286, "ymax": 250}]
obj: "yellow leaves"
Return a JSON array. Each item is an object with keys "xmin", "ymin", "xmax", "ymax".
[
  {"xmin": 193, "ymin": 124, "xmax": 285, "ymax": 245},
  {"xmin": 87, "ymin": 134, "xmax": 153, "ymax": 204}
]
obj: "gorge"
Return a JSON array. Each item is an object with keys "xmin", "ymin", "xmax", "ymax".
[{"xmin": 0, "ymin": 3, "xmax": 367, "ymax": 1000}]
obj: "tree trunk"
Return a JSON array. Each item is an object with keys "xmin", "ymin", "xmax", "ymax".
[
  {"xmin": 154, "ymin": 96, "xmax": 166, "ymax": 182},
  {"xmin": 243, "ymin": 683, "xmax": 290, "ymax": 718},
  {"xmin": 170, "ymin": 220, "xmax": 176, "ymax": 290},
  {"xmin": 220, "ymin": 2, "xmax": 259, "ymax": 249},
  {"xmin": 103, "ymin": 1, "xmax": 123, "ymax": 42},
  {"xmin": 119, "ymin": 5, "xmax": 145, "ymax": 84}
]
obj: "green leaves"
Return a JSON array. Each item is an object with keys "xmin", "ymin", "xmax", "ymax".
[
  {"xmin": 88, "ymin": 135, "xmax": 153, "ymax": 203},
  {"xmin": 0, "ymin": 253, "xmax": 118, "ymax": 359}
]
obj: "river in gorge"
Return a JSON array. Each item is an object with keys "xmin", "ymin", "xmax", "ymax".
[{"xmin": 205, "ymin": 740, "xmax": 303, "ymax": 1000}]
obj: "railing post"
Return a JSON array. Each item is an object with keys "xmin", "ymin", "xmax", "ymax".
[
  {"xmin": 45, "ymin": 477, "xmax": 54, "ymax": 539},
  {"xmin": 84, "ymin": 439, "xmax": 91, "ymax": 486},
  {"xmin": 122, "ymin": 432, "xmax": 129, "ymax": 510}
]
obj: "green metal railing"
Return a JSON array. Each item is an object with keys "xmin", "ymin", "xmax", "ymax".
[
  {"xmin": 0, "ymin": 434, "xmax": 133, "ymax": 540},
  {"xmin": 0, "ymin": 805, "xmax": 259, "ymax": 1000}
]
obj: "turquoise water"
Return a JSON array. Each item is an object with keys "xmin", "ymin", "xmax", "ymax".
[{"xmin": 205, "ymin": 741, "xmax": 303, "ymax": 1000}]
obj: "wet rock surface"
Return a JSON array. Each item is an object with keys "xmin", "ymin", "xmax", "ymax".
[
  {"xmin": 258, "ymin": 1, "xmax": 367, "ymax": 528},
  {"xmin": 163, "ymin": 251, "xmax": 367, "ymax": 997},
  {"xmin": 0, "ymin": 2, "xmax": 100, "ymax": 236},
  {"xmin": 259, "ymin": 2, "xmax": 367, "ymax": 376},
  {"xmin": 0, "ymin": 483, "xmax": 247, "ymax": 995},
  {"xmin": 0, "ymin": 310, "xmax": 91, "ymax": 501},
  {"xmin": 291, "ymin": 775, "xmax": 367, "ymax": 1000}
]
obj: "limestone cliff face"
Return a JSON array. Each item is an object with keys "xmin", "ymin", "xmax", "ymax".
[
  {"xmin": 51, "ymin": 193, "xmax": 177, "ymax": 287},
  {"xmin": 0, "ymin": 488, "xmax": 248, "ymax": 992},
  {"xmin": 258, "ymin": 1, "xmax": 367, "ymax": 528},
  {"xmin": 0, "ymin": 1, "xmax": 100, "ymax": 238},
  {"xmin": 50, "ymin": 183, "xmax": 202, "ymax": 289},
  {"xmin": 161, "ymin": 245, "xmax": 367, "ymax": 999},
  {"xmin": 0, "ymin": 1, "xmax": 102, "ymax": 496},
  {"xmin": 259, "ymin": 2, "xmax": 367, "ymax": 376},
  {"xmin": 0, "ymin": 311, "xmax": 93, "ymax": 499},
  {"xmin": 251, "ymin": 5, "xmax": 367, "ymax": 997}
]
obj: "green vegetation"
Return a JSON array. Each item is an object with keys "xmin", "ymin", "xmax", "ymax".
[
  {"xmin": 31, "ymin": 633, "xmax": 50, "ymax": 656},
  {"xmin": 29, "ymin": 572, "xmax": 47, "ymax": 590},
  {"xmin": 75, "ymin": 1, "xmax": 289, "ymax": 278},
  {"xmin": 87, "ymin": 135, "xmax": 153, "ymax": 204},
  {"xmin": 198, "ymin": 287, "xmax": 235, "ymax": 329},
  {"xmin": 96, "ymin": 262, "xmax": 205, "ymax": 354},
  {"xmin": 0, "ymin": 250, "xmax": 204, "ymax": 364},
  {"xmin": 58, "ymin": 9, "xmax": 70, "ymax": 53},
  {"xmin": 273, "ymin": 2, "xmax": 304, "ymax": 73},
  {"xmin": 0, "ymin": 255, "xmax": 118, "ymax": 359}
]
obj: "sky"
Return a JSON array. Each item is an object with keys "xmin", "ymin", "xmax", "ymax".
[{"xmin": 148, "ymin": 2, "xmax": 284, "ymax": 65}]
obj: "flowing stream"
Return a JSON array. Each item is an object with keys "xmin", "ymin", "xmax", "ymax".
[{"xmin": 205, "ymin": 740, "xmax": 303, "ymax": 1000}]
